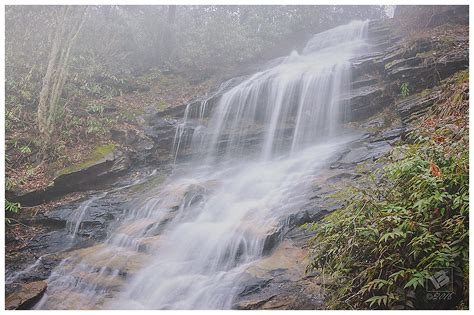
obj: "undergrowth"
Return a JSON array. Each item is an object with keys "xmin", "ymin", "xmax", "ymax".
[{"xmin": 305, "ymin": 71, "xmax": 469, "ymax": 310}]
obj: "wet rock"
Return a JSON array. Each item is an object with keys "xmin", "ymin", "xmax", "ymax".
[
  {"xmin": 384, "ymin": 56, "xmax": 422, "ymax": 71},
  {"xmin": 351, "ymin": 75, "xmax": 378, "ymax": 89},
  {"xmin": 368, "ymin": 26, "xmax": 390, "ymax": 39},
  {"xmin": 325, "ymin": 172, "xmax": 360, "ymax": 184},
  {"xmin": 346, "ymin": 84, "xmax": 393, "ymax": 121},
  {"xmin": 262, "ymin": 228, "xmax": 283, "ymax": 255},
  {"xmin": 339, "ymin": 146, "xmax": 373, "ymax": 164},
  {"xmin": 6, "ymin": 281, "xmax": 47, "ymax": 310},
  {"xmin": 142, "ymin": 116, "xmax": 178, "ymax": 163},
  {"xmin": 136, "ymin": 235, "xmax": 162, "ymax": 253},
  {"xmin": 234, "ymin": 240, "xmax": 324, "ymax": 310},
  {"xmin": 351, "ymin": 53, "xmax": 384, "ymax": 78},
  {"xmin": 370, "ymin": 127, "xmax": 405, "ymax": 142},
  {"xmin": 144, "ymin": 117, "xmax": 176, "ymax": 143},
  {"xmin": 234, "ymin": 295, "xmax": 277, "ymax": 310},
  {"xmin": 238, "ymin": 279, "xmax": 273, "ymax": 298},
  {"xmin": 6, "ymin": 253, "xmax": 65, "ymax": 286},
  {"xmin": 285, "ymin": 226, "xmax": 316, "ymax": 246},
  {"xmin": 69, "ymin": 244, "xmax": 150, "ymax": 278},
  {"xmin": 35, "ymin": 193, "xmax": 129, "ymax": 242},
  {"xmin": 129, "ymin": 137, "xmax": 156, "ymax": 165},
  {"xmin": 396, "ymin": 90, "xmax": 443, "ymax": 124},
  {"xmin": 386, "ymin": 46, "xmax": 468, "ymax": 94},
  {"xmin": 359, "ymin": 115, "xmax": 386, "ymax": 132}
]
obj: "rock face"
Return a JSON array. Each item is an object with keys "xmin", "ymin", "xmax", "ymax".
[
  {"xmin": 396, "ymin": 90, "xmax": 443, "ymax": 124},
  {"xmin": 111, "ymin": 128, "xmax": 138, "ymax": 145},
  {"xmin": 346, "ymin": 20, "xmax": 468, "ymax": 122},
  {"xmin": 234, "ymin": 240, "xmax": 325, "ymax": 310},
  {"xmin": 6, "ymin": 281, "xmax": 47, "ymax": 310},
  {"xmin": 7, "ymin": 146, "xmax": 130, "ymax": 206}
]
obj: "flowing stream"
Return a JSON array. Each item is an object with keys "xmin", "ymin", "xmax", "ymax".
[{"xmin": 37, "ymin": 20, "xmax": 370, "ymax": 310}]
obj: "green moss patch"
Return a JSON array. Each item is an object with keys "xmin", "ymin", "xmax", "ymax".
[{"xmin": 57, "ymin": 144, "xmax": 116, "ymax": 176}]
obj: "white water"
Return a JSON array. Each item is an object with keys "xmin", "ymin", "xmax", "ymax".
[
  {"xmin": 172, "ymin": 20, "xmax": 369, "ymax": 164},
  {"xmin": 38, "ymin": 20, "xmax": 369, "ymax": 310},
  {"xmin": 66, "ymin": 193, "xmax": 106, "ymax": 241}
]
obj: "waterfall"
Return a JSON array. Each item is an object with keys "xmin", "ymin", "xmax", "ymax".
[
  {"xmin": 38, "ymin": 20, "xmax": 370, "ymax": 310},
  {"xmin": 172, "ymin": 20, "xmax": 369, "ymax": 163},
  {"xmin": 66, "ymin": 193, "xmax": 107, "ymax": 241}
]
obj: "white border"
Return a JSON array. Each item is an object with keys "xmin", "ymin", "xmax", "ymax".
[{"xmin": 1, "ymin": 1, "xmax": 471, "ymax": 314}]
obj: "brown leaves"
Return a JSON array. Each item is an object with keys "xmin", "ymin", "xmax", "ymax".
[
  {"xmin": 434, "ymin": 135, "xmax": 445, "ymax": 143},
  {"xmin": 430, "ymin": 161, "xmax": 442, "ymax": 177},
  {"xmin": 422, "ymin": 117, "xmax": 436, "ymax": 128}
]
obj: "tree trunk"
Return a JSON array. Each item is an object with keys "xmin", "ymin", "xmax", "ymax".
[
  {"xmin": 37, "ymin": 6, "xmax": 87, "ymax": 157},
  {"xmin": 160, "ymin": 5, "xmax": 177, "ymax": 67}
]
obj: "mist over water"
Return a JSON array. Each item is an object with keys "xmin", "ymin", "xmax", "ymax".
[{"xmin": 38, "ymin": 20, "xmax": 370, "ymax": 310}]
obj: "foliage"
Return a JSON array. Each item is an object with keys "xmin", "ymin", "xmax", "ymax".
[
  {"xmin": 5, "ymin": 177, "xmax": 21, "ymax": 223},
  {"xmin": 400, "ymin": 82, "xmax": 410, "ymax": 97},
  {"xmin": 6, "ymin": 6, "xmax": 387, "ymax": 85},
  {"xmin": 5, "ymin": 200, "xmax": 21, "ymax": 215},
  {"xmin": 305, "ymin": 117, "xmax": 468, "ymax": 309},
  {"xmin": 434, "ymin": 70, "xmax": 468, "ymax": 119}
]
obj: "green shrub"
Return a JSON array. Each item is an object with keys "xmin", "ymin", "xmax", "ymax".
[
  {"xmin": 5, "ymin": 177, "xmax": 21, "ymax": 223},
  {"xmin": 305, "ymin": 123, "xmax": 468, "ymax": 310},
  {"xmin": 400, "ymin": 82, "xmax": 410, "ymax": 97}
]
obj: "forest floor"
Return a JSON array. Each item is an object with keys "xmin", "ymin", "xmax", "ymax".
[{"xmin": 5, "ymin": 70, "xmax": 216, "ymax": 196}]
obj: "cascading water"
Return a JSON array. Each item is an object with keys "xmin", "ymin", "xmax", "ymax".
[
  {"xmin": 172, "ymin": 20, "xmax": 369, "ymax": 164},
  {"xmin": 37, "ymin": 20, "xmax": 370, "ymax": 310}
]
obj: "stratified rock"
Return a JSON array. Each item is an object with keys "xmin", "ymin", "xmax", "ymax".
[
  {"xmin": 5, "ymin": 281, "xmax": 47, "ymax": 310},
  {"xmin": 345, "ymin": 85, "xmax": 392, "ymax": 121},
  {"xmin": 396, "ymin": 90, "xmax": 443, "ymax": 124},
  {"xmin": 8, "ymin": 146, "xmax": 130, "ymax": 206}
]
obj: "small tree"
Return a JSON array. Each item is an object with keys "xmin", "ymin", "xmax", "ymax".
[{"xmin": 37, "ymin": 6, "xmax": 87, "ymax": 156}]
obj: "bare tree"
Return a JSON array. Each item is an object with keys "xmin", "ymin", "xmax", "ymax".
[
  {"xmin": 160, "ymin": 5, "xmax": 176, "ymax": 66},
  {"xmin": 37, "ymin": 6, "xmax": 87, "ymax": 153}
]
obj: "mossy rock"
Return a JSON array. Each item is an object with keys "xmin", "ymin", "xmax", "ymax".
[{"xmin": 57, "ymin": 144, "xmax": 116, "ymax": 177}]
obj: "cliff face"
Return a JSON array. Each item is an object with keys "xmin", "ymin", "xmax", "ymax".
[{"xmin": 348, "ymin": 17, "xmax": 468, "ymax": 121}]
